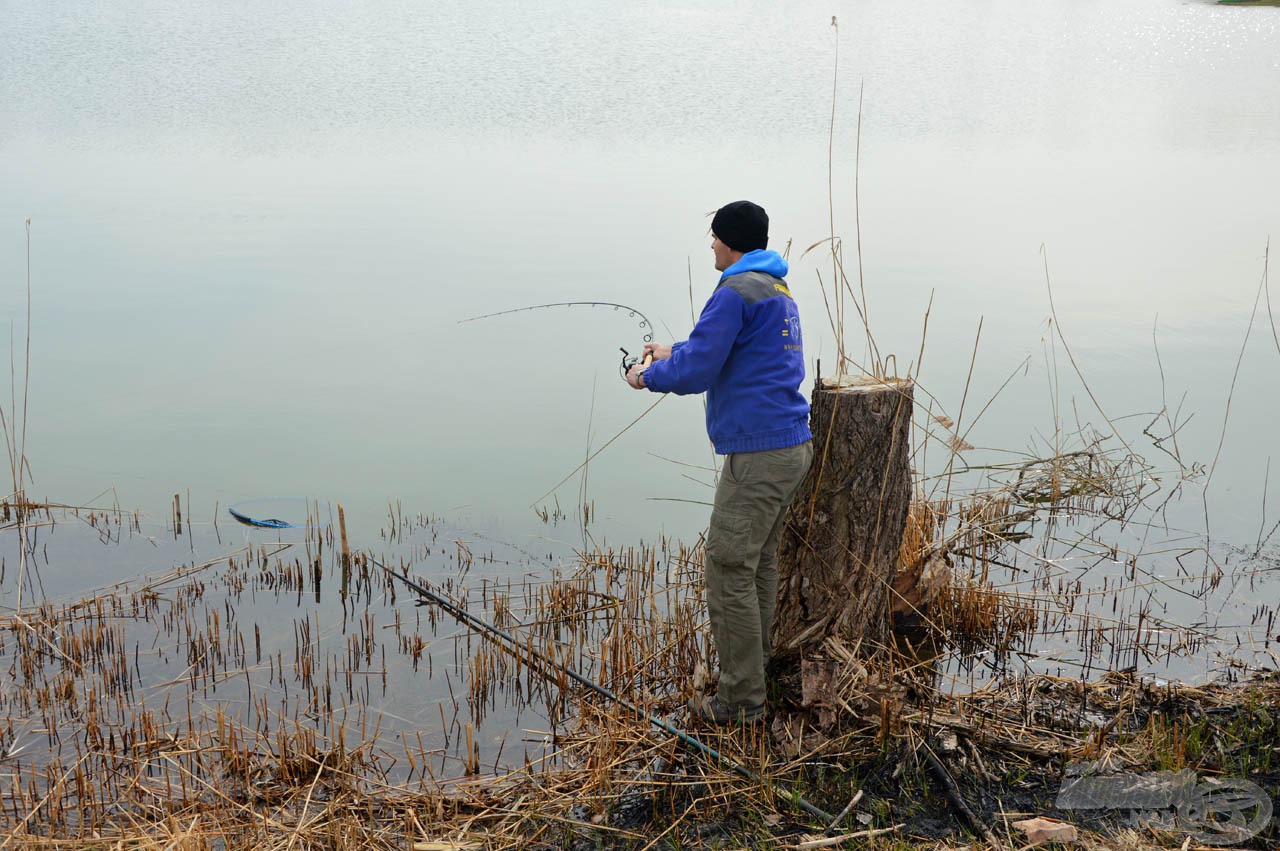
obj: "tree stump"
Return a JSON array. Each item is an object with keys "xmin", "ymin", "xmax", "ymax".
[{"xmin": 772, "ymin": 375, "xmax": 914, "ymax": 724}]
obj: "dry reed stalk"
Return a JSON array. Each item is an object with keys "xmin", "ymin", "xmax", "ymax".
[{"xmin": 1, "ymin": 440, "xmax": 1271, "ymax": 851}]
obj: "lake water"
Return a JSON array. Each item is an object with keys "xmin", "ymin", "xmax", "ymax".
[{"xmin": 2, "ymin": 0, "xmax": 1279, "ymax": 672}]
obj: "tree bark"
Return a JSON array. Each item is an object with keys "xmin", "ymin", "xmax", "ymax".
[{"xmin": 774, "ymin": 375, "xmax": 914, "ymax": 666}]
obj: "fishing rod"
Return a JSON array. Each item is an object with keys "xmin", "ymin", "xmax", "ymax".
[
  {"xmin": 458, "ymin": 301, "xmax": 659, "ymax": 380},
  {"xmin": 365, "ymin": 554, "xmax": 835, "ymax": 823}
]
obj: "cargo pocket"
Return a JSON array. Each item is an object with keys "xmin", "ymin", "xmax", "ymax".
[{"xmin": 707, "ymin": 510, "xmax": 753, "ymax": 566}]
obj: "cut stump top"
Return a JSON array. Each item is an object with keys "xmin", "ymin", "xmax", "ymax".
[{"xmin": 819, "ymin": 375, "xmax": 912, "ymax": 394}]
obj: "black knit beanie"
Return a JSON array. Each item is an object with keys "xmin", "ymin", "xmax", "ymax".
[{"xmin": 711, "ymin": 200, "xmax": 769, "ymax": 252}]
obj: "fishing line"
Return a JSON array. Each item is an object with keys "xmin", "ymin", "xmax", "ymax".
[
  {"xmin": 461, "ymin": 300, "xmax": 670, "ymax": 502},
  {"xmin": 365, "ymin": 554, "xmax": 835, "ymax": 823}
]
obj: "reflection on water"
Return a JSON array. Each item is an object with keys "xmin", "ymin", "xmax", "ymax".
[
  {"xmin": 0, "ymin": 467, "xmax": 1274, "ymax": 833},
  {"xmin": 0, "ymin": 507, "xmax": 573, "ymax": 796},
  {"xmin": 0, "ymin": 0, "xmax": 1277, "ymax": 704},
  {"xmin": 0, "ymin": 0, "xmax": 1277, "ymax": 542}
]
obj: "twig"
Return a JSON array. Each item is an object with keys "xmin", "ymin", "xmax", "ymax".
[
  {"xmin": 1203, "ymin": 240, "xmax": 1270, "ymax": 526},
  {"xmin": 1040, "ymin": 246, "xmax": 1139, "ymax": 460},
  {"xmin": 823, "ymin": 789, "xmax": 863, "ymax": 835},
  {"xmin": 793, "ymin": 824, "xmax": 902, "ymax": 849},
  {"xmin": 920, "ymin": 739, "xmax": 998, "ymax": 845}
]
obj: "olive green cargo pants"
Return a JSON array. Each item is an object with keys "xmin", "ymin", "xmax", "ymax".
[{"xmin": 705, "ymin": 440, "xmax": 814, "ymax": 709}]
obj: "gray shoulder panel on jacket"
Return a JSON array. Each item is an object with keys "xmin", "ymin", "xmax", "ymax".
[{"xmin": 721, "ymin": 271, "xmax": 792, "ymax": 305}]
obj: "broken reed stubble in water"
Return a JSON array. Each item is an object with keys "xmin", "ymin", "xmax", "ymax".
[{"xmin": 0, "ymin": 453, "xmax": 1269, "ymax": 849}]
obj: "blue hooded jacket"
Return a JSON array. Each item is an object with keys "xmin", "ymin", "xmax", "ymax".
[{"xmin": 643, "ymin": 250, "xmax": 811, "ymax": 454}]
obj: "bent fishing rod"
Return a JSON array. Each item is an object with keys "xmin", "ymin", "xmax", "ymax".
[
  {"xmin": 458, "ymin": 301, "xmax": 659, "ymax": 380},
  {"xmin": 365, "ymin": 554, "xmax": 835, "ymax": 823}
]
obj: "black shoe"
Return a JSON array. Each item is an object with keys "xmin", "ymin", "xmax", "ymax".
[{"xmin": 689, "ymin": 694, "xmax": 765, "ymax": 726}]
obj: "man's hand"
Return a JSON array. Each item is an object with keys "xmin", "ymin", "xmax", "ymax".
[
  {"xmin": 643, "ymin": 342, "xmax": 672, "ymax": 361},
  {"xmin": 625, "ymin": 365, "xmax": 646, "ymax": 390}
]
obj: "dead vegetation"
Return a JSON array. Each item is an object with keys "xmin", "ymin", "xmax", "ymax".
[
  {"xmin": 0, "ymin": 433, "xmax": 1275, "ymax": 850},
  {"xmin": 2, "ymin": 222, "xmax": 1277, "ymax": 847},
  {"xmin": 0, "ymin": 255, "xmax": 1273, "ymax": 846}
]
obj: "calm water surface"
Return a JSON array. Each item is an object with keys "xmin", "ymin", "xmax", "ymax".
[{"xmin": 2, "ymin": 0, "xmax": 1279, "ymax": 676}]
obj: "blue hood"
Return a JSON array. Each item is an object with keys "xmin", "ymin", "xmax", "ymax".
[{"xmin": 719, "ymin": 249, "xmax": 789, "ymax": 282}]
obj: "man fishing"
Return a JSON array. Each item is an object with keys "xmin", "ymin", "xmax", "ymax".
[{"xmin": 625, "ymin": 200, "xmax": 813, "ymax": 725}]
